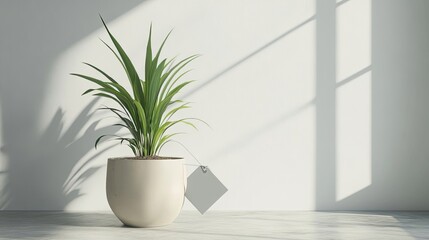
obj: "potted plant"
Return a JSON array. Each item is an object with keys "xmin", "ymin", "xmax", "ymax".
[{"xmin": 71, "ymin": 16, "xmax": 200, "ymax": 227}]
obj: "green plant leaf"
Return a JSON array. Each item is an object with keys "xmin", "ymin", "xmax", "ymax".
[{"xmin": 74, "ymin": 16, "xmax": 202, "ymax": 157}]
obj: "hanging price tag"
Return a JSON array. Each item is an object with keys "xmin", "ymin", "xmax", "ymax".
[{"xmin": 185, "ymin": 166, "xmax": 228, "ymax": 214}]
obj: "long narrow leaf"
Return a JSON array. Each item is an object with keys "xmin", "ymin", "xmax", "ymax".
[{"xmin": 74, "ymin": 17, "xmax": 202, "ymax": 157}]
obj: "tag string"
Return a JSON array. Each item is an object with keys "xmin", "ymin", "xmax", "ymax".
[{"xmin": 170, "ymin": 140, "xmax": 208, "ymax": 172}]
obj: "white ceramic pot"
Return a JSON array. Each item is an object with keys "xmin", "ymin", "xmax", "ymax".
[{"xmin": 106, "ymin": 158, "xmax": 186, "ymax": 227}]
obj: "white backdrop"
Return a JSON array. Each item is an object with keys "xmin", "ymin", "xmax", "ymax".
[{"xmin": 0, "ymin": 0, "xmax": 428, "ymax": 211}]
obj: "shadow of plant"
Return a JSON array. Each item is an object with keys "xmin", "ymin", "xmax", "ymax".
[
  {"xmin": 0, "ymin": 0, "xmax": 145, "ymax": 210},
  {"xmin": 0, "ymin": 99, "xmax": 118, "ymax": 210}
]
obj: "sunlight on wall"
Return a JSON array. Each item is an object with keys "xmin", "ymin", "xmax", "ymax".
[
  {"xmin": 0, "ymin": 104, "xmax": 5, "ymax": 170},
  {"xmin": 0, "ymin": 103, "xmax": 3, "ymax": 162},
  {"xmin": 45, "ymin": 0, "xmax": 317, "ymax": 210},
  {"xmin": 1, "ymin": 0, "xmax": 429, "ymax": 212},
  {"xmin": 0, "ymin": 104, "xmax": 7, "ymax": 209},
  {"xmin": 335, "ymin": 0, "xmax": 372, "ymax": 201},
  {"xmin": 336, "ymin": 73, "xmax": 371, "ymax": 201}
]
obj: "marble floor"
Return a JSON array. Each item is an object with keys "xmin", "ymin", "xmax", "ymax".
[{"xmin": 0, "ymin": 211, "xmax": 428, "ymax": 239}]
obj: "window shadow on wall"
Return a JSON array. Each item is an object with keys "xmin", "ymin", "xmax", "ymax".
[
  {"xmin": 316, "ymin": 1, "xmax": 429, "ymax": 236},
  {"xmin": 315, "ymin": 2, "xmax": 429, "ymax": 238},
  {"xmin": 315, "ymin": 0, "xmax": 429, "ymax": 213},
  {"xmin": 0, "ymin": 0, "xmax": 145, "ymax": 210}
]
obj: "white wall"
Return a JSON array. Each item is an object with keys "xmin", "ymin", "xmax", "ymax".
[{"xmin": 0, "ymin": 0, "xmax": 428, "ymax": 211}]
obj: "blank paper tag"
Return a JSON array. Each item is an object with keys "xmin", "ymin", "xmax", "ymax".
[{"xmin": 185, "ymin": 166, "xmax": 228, "ymax": 214}]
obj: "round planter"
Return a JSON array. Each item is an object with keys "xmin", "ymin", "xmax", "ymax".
[{"xmin": 106, "ymin": 158, "xmax": 186, "ymax": 227}]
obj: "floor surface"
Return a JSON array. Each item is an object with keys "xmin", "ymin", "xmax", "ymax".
[{"xmin": 0, "ymin": 211, "xmax": 428, "ymax": 239}]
